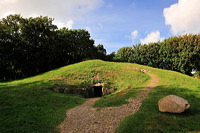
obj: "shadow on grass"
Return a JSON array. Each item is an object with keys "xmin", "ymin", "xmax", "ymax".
[
  {"xmin": 1, "ymin": 78, "xmax": 199, "ymax": 133},
  {"xmin": 0, "ymin": 79, "xmax": 85, "ymax": 133},
  {"xmin": 0, "ymin": 79, "xmax": 85, "ymax": 91},
  {"xmin": 117, "ymin": 85, "xmax": 200, "ymax": 133}
]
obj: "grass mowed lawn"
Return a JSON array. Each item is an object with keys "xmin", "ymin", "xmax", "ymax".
[
  {"xmin": 117, "ymin": 67, "xmax": 200, "ymax": 132},
  {"xmin": 0, "ymin": 81, "xmax": 85, "ymax": 133},
  {"xmin": 0, "ymin": 60, "xmax": 150, "ymax": 133},
  {"xmin": 1, "ymin": 60, "xmax": 200, "ymax": 132}
]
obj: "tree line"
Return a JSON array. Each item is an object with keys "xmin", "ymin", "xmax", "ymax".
[
  {"xmin": 114, "ymin": 34, "xmax": 200, "ymax": 75},
  {"xmin": 1, "ymin": 14, "xmax": 200, "ymax": 81},
  {"xmin": 0, "ymin": 14, "xmax": 107, "ymax": 81}
]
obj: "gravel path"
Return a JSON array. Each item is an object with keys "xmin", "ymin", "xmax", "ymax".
[{"xmin": 58, "ymin": 73, "xmax": 160, "ymax": 133}]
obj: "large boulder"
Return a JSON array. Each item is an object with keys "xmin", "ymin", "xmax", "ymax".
[{"xmin": 158, "ymin": 95, "xmax": 190, "ymax": 113}]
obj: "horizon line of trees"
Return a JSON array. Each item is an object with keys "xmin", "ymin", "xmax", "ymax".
[
  {"xmin": 114, "ymin": 34, "xmax": 200, "ymax": 75},
  {"xmin": 0, "ymin": 14, "xmax": 108, "ymax": 81},
  {"xmin": 1, "ymin": 14, "xmax": 200, "ymax": 81}
]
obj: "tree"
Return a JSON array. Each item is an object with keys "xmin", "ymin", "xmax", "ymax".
[
  {"xmin": 114, "ymin": 47, "xmax": 133, "ymax": 62},
  {"xmin": 54, "ymin": 28, "xmax": 95, "ymax": 64},
  {"xmin": 0, "ymin": 14, "xmax": 97, "ymax": 81},
  {"xmin": 193, "ymin": 71, "xmax": 200, "ymax": 76},
  {"xmin": 160, "ymin": 34, "xmax": 200, "ymax": 75},
  {"xmin": 20, "ymin": 16, "xmax": 58, "ymax": 75},
  {"xmin": 116, "ymin": 34, "xmax": 200, "ymax": 75},
  {"xmin": 0, "ymin": 14, "xmax": 24, "ymax": 80},
  {"xmin": 106, "ymin": 52, "xmax": 116, "ymax": 61},
  {"xmin": 94, "ymin": 44, "xmax": 107, "ymax": 60}
]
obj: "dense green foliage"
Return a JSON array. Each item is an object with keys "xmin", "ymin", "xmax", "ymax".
[
  {"xmin": 114, "ymin": 34, "xmax": 200, "ymax": 75},
  {"xmin": 0, "ymin": 14, "xmax": 106, "ymax": 81},
  {"xmin": 114, "ymin": 47, "xmax": 133, "ymax": 62},
  {"xmin": 194, "ymin": 71, "xmax": 200, "ymax": 76},
  {"xmin": 2, "ymin": 14, "xmax": 199, "ymax": 81},
  {"xmin": 117, "ymin": 67, "xmax": 200, "ymax": 132}
]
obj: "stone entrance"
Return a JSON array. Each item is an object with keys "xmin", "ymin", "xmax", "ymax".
[
  {"xmin": 93, "ymin": 86, "xmax": 103, "ymax": 97},
  {"xmin": 93, "ymin": 82, "xmax": 104, "ymax": 97}
]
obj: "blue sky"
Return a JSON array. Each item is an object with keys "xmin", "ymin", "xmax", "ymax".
[
  {"xmin": 0, "ymin": 0, "xmax": 200, "ymax": 53},
  {"xmin": 75, "ymin": 0, "xmax": 178, "ymax": 52}
]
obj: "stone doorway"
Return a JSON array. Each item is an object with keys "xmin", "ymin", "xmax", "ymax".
[{"xmin": 93, "ymin": 86, "xmax": 103, "ymax": 97}]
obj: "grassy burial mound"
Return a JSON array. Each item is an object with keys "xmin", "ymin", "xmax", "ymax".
[
  {"xmin": 0, "ymin": 60, "xmax": 150, "ymax": 133},
  {"xmin": 1, "ymin": 60, "xmax": 200, "ymax": 132}
]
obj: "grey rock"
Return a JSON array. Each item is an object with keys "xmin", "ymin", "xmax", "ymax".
[{"xmin": 158, "ymin": 95, "xmax": 190, "ymax": 113}]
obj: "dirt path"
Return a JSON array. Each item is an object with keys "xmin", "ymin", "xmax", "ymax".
[{"xmin": 58, "ymin": 73, "xmax": 160, "ymax": 133}]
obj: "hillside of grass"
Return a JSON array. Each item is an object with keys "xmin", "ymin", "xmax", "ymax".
[
  {"xmin": 117, "ymin": 66, "xmax": 200, "ymax": 132},
  {"xmin": 1, "ymin": 60, "xmax": 200, "ymax": 132},
  {"xmin": 0, "ymin": 60, "xmax": 150, "ymax": 133}
]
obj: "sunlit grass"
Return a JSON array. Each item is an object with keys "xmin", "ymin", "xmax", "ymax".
[
  {"xmin": 117, "ymin": 68, "xmax": 200, "ymax": 132},
  {"xmin": 0, "ymin": 60, "xmax": 150, "ymax": 132},
  {"xmin": 2, "ymin": 60, "xmax": 199, "ymax": 132}
]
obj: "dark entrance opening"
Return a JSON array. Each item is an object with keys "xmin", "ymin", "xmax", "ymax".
[{"xmin": 93, "ymin": 86, "xmax": 103, "ymax": 97}]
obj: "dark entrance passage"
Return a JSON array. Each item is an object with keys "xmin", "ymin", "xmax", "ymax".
[{"xmin": 93, "ymin": 86, "xmax": 103, "ymax": 97}]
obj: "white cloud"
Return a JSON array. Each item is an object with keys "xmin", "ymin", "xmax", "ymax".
[
  {"xmin": 164, "ymin": 0, "xmax": 200, "ymax": 35},
  {"xmin": 2, "ymin": 0, "xmax": 17, "ymax": 4},
  {"xmin": 55, "ymin": 20, "xmax": 74, "ymax": 29},
  {"xmin": 125, "ymin": 30, "xmax": 138, "ymax": 44},
  {"xmin": 140, "ymin": 31, "xmax": 164, "ymax": 44},
  {"xmin": 0, "ymin": 0, "xmax": 103, "ymax": 26},
  {"xmin": 66, "ymin": 20, "xmax": 74, "ymax": 29},
  {"xmin": 2, "ymin": 11, "xmax": 17, "ymax": 18},
  {"xmin": 131, "ymin": 30, "xmax": 138, "ymax": 43}
]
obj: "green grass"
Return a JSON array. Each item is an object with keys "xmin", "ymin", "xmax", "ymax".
[
  {"xmin": 0, "ymin": 60, "xmax": 150, "ymax": 133},
  {"xmin": 2, "ymin": 60, "xmax": 199, "ymax": 132},
  {"xmin": 0, "ymin": 82, "xmax": 85, "ymax": 133},
  {"xmin": 93, "ymin": 63, "xmax": 150, "ymax": 107},
  {"xmin": 117, "ymin": 68, "xmax": 200, "ymax": 132}
]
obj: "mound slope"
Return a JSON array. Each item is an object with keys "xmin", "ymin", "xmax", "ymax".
[{"xmin": 59, "ymin": 73, "xmax": 159, "ymax": 133}]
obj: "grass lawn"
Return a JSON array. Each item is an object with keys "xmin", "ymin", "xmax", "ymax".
[
  {"xmin": 117, "ymin": 68, "xmax": 200, "ymax": 132},
  {"xmin": 0, "ymin": 60, "xmax": 150, "ymax": 132},
  {"xmin": 0, "ymin": 81, "xmax": 85, "ymax": 133},
  {"xmin": 1, "ymin": 60, "xmax": 199, "ymax": 132}
]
